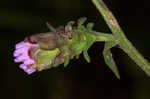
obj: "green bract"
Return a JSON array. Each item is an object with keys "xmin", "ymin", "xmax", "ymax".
[
  {"xmin": 61, "ymin": 17, "xmax": 96, "ymax": 66},
  {"xmin": 29, "ymin": 17, "xmax": 97, "ymax": 72},
  {"xmin": 35, "ymin": 48, "xmax": 60, "ymax": 71}
]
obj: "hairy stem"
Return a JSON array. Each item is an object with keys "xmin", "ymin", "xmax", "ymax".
[{"xmin": 92, "ymin": 0, "xmax": 150, "ymax": 76}]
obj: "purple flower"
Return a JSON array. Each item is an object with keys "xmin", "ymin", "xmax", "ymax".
[{"xmin": 13, "ymin": 41, "xmax": 39, "ymax": 74}]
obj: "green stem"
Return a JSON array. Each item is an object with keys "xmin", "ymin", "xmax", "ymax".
[
  {"xmin": 91, "ymin": 31, "xmax": 114, "ymax": 42},
  {"xmin": 77, "ymin": 27, "xmax": 115, "ymax": 42},
  {"xmin": 87, "ymin": 30, "xmax": 115, "ymax": 42},
  {"xmin": 92, "ymin": 0, "xmax": 150, "ymax": 76}
]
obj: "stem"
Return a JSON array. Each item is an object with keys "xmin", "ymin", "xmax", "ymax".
[
  {"xmin": 87, "ymin": 30, "xmax": 115, "ymax": 42},
  {"xmin": 77, "ymin": 27, "xmax": 115, "ymax": 42},
  {"xmin": 92, "ymin": 0, "xmax": 150, "ymax": 76}
]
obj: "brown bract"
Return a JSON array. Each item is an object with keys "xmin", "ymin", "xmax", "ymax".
[{"xmin": 28, "ymin": 32, "xmax": 58, "ymax": 50}]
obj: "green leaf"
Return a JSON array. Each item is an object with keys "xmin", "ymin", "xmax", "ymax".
[
  {"xmin": 85, "ymin": 33, "xmax": 96, "ymax": 49},
  {"xmin": 77, "ymin": 17, "xmax": 87, "ymax": 28},
  {"xmin": 103, "ymin": 41, "xmax": 120, "ymax": 79},
  {"xmin": 64, "ymin": 56, "xmax": 70, "ymax": 67},
  {"xmin": 72, "ymin": 41, "xmax": 87, "ymax": 55},
  {"xmin": 71, "ymin": 32, "xmax": 87, "ymax": 56},
  {"xmin": 83, "ymin": 51, "xmax": 90, "ymax": 63},
  {"xmin": 82, "ymin": 33, "xmax": 95, "ymax": 63},
  {"xmin": 86, "ymin": 22, "xmax": 94, "ymax": 30}
]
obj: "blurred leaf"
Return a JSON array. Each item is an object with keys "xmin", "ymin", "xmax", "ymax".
[
  {"xmin": 83, "ymin": 51, "xmax": 90, "ymax": 63},
  {"xmin": 86, "ymin": 22, "xmax": 94, "ymax": 30},
  {"xmin": 77, "ymin": 17, "xmax": 87, "ymax": 28},
  {"xmin": 64, "ymin": 56, "xmax": 70, "ymax": 67}
]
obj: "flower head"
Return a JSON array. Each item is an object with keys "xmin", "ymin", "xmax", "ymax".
[{"xmin": 13, "ymin": 18, "xmax": 96, "ymax": 75}]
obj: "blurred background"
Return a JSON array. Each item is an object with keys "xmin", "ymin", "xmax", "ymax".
[{"xmin": 1, "ymin": 0, "xmax": 150, "ymax": 99}]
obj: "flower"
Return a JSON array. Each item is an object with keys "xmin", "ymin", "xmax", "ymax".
[
  {"xmin": 13, "ymin": 41, "xmax": 39, "ymax": 74},
  {"xmin": 13, "ymin": 18, "xmax": 97, "ymax": 75},
  {"xmin": 13, "ymin": 33, "xmax": 62, "ymax": 75}
]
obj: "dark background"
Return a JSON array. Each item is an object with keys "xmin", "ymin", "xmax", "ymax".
[{"xmin": 1, "ymin": 0, "xmax": 150, "ymax": 99}]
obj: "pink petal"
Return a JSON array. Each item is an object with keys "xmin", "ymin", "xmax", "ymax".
[
  {"xmin": 25, "ymin": 68, "xmax": 36, "ymax": 75},
  {"xmin": 14, "ymin": 55, "xmax": 29, "ymax": 62},
  {"xmin": 13, "ymin": 51, "xmax": 21, "ymax": 57},
  {"xmin": 14, "ymin": 47, "xmax": 29, "ymax": 55},
  {"xmin": 19, "ymin": 64, "xmax": 28, "ymax": 70},
  {"xmin": 15, "ymin": 42, "xmax": 26, "ymax": 49},
  {"xmin": 24, "ymin": 59, "xmax": 35, "ymax": 65}
]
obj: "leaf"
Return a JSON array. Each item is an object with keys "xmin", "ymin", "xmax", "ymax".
[
  {"xmin": 86, "ymin": 22, "xmax": 94, "ymax": 30},
  {"xmin": 103, "ymin": 41, "xmax": 120, "ymax": 79},
  {"xmin": 64, "ymin": 56, "xmax": 70, "ymax": 67},
  {"xmin": 85, "ymin": 33, "xmax": 96, "ymax": 49},
  {"xmin": 77, "ymin": 17, "xmax": 87, "ymax": 28},
  {"xmin": 82, "ymin": 33, "xmax": 96, "ymax": 63},
  {"xmin": 83, "ymin": 51, "xmax": 90, "ymax": 63}
]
